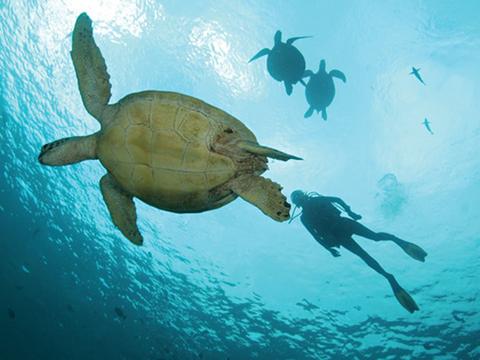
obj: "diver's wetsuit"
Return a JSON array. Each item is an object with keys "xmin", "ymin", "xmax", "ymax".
[{"xmin": 293, "ymin": 191, "xmax": 426, "ymax": 313}]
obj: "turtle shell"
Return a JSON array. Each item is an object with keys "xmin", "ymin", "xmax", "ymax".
[
  {"xmin": 97, "ymin": 91, "xmax": 257, "ymax": 212},
  {"xmin": 267, "ymin": 43, "xmax": 306, "ymax": 83},
  {"xmin": 305, "ymin": 72, "xmax": 335, "ymax": 109}
]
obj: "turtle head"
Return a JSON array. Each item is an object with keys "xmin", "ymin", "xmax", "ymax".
[
  {"xmin": 319, "ymin": 59, "xmax": 326, "ymax": 73},
  {"xmin": 274, "ymin": 30, "xmax": 282, "ymax": 45},
  {"xmin": 38, "ymin": 135, "xmax": 97, "ymax": 166}
]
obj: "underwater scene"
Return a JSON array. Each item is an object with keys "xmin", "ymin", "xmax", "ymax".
[{"xmin": 1, "ymin": 0, "xmax": 479, "ymax": 359}]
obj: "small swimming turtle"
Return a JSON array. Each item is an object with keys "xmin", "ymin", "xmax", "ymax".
[
  {"xmin": 303, "ymin": 59, "xmax": 346, "ymax": 120},
  {"xmin": 249, "ymin": 30, "xmax": 310, "ymax": 95},
  {"xmin": 38, "ymin": 13, "xmax": 301, "ymax": 245}
]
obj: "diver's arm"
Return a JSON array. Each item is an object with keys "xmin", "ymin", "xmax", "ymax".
[
  {"xmin": 325, "ymin": 196, "xmax": 362, "ymax": 220},
  {"xmin": 301, "ymin": 219, "xmax": 340, "ymax": 257}
]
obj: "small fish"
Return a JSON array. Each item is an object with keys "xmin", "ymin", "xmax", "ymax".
[
  {"xmin": 410, "ymin": 67, "xmax": 425, "ymax": 85},
  {"xmin": 423, "ymin": 342, "xmax": 434, "ymax": 350},
  {"xmin": 114, "ymin": 307, "xmax": 126, "ymax": 320},
  {"xmin": 296, "ymin": 298, "xmax": 319, "ymax": 312},
  {"xmin": 8, "ymin": 308, "xmax": 15, "ymax": 319},
  {"xmin": 452, "ymin": 311, "xmax": 465, "ymax": 323},
  {"xmin": 422, "ymin": 118, "xmax": 434, "ymax": 134}
]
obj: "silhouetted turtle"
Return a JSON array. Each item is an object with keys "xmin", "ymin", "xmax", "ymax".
[
  {"xmin": 303, "ymin": 59, "xmax": 346, "ymax": 120},
  {"xmin": 249, "ymin": 30, "xmax": 310, "ymax": 95},
  {"xmin": 38, "ymin": 13, "xmax": 301, "ymax": 246}
]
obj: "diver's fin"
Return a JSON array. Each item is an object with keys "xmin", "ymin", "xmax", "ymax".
[
  {"xmin": 100, "ymin": 173, "xmax": 143, "ymax": 246},
  {"xmin": 249, "ymin": 48, "xmax": 270, "ymax": 63},
  {"xmin": 395, "ymin": 240, "xmax": 427, "ymax": 262},
  {"xmin": 230, "ymin": 175, "xmax": 290, "ymax": 222},
  {"xmin": 330, "ymin": 69, "xmax": 346, "ymax": 82},
  {"xmin": 304, "ymin": 107, "xmax": 314, "ymax": 118},
  {"xmin": 237, "ymin": 140, "xmax": 302, "ymax": 161},
  {"xmin": 286, "ymin": 36, "xmax": 312, "ymax": 45},
  {"xmin": 284, "ymin": 82, "xmax": 293, "ymax": 95},
  {"xmin": 303, "ymin": 70, "xmax": 314, "ymax": 78},
  {"xmin": 322, "ymin": 109, "xmax": 327, "ymax": 120},
  {"xmin": 390, "ymin": 279, "xmax": 419, "ymax": 313}
]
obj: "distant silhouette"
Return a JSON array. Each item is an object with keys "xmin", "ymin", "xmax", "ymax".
[
  {"xmin": 303, "ymin": 60, "xmax": 346, "ymax": 120},
  {"xmin": 8, "ymin": 308, "xmax": 15, "ymax": 319},
  {"xmin": 290, "ymin": 190, "xmax": 427, "ymax": 313},
  {"xmin": 422, "ymin": 118, "xmax": 434, "ymax": 134},
  {"xmin": 249, "ymin": 30, "xmax": 310, "ymax": 95},
  {"xmin": 114, "ymin": 307, "xmax": 126, "ymax": 320},
  {"xmin": 410, "ymin": 67, "xmax": 425, "ymax": 85}
]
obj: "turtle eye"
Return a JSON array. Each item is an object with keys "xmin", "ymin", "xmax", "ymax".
[{"xmin": 224, "ymin": 128, "xmax": 233, "ymax": 134}]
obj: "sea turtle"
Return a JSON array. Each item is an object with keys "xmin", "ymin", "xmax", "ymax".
[
  {"xmin": 249, "ymin": 30, "xmax": 310, "ymax": 95},
  {"xmin": 38, "ymin": 13, "xmax": 301, "ymax": 245},
  {"xmin": 303, "ymin": 59, "xmax": 346, "ymax": 120}
]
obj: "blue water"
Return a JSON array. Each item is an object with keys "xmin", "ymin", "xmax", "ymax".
[{"xmin": 1, "ymin": 1, "xmax": 479, "ymax": 359}]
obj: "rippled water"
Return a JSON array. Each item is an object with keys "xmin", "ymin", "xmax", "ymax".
[{"xmin": 1, "ymin": 1, "xmax": 479, "ymax": 359}]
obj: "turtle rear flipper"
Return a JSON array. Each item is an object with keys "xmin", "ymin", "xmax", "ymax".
[
  {"xmin": 304, "ymin": 107, "xmax": 314, "ymax": 118},
  {"xmin": 322, "ymin": 108, "xmax": 328, "ymax": 120},
  {"xmin": 330, "ymin": 69, "xmax": 346, "ymax": 82},
  {"xmin": 71, "ymin": 13, "xmax": 112, "ymax": 123},
  {"xmin": 284, "ymin": 82, "xmax": 293, "ymax": 95},
  {"xmin": 230, "ymin": 175, "xmax": 290, "ymax": 222},
  {"xmin": 237, "ymin": 140, "xmax": 302, "ymax": 161},
  {"xmin": 100, "ymin": 174, "xmax": 143, "ymax": 245}
]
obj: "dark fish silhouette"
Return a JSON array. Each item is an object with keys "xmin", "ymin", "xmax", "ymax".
[
  {"xmin": 114, "ymin": 307, "xmax": 126, "ymax": 320},
  {"xmin": 452, "ymin": 311, "xmax": 465, "ymax": 323},
  {"xmin": 249, "ymin": 30, "xmax": 310, "ymax": 95},
  {"xmin": 422, "ymin": 118, "xmax": 433, "ymax": 134},
  {"xmin": 303, "ymin": 59, "xmax": 346, "ymax": 120},
  {"xmin": 8, "ymin": 308, "xmax": 15, "ymax": 319},
  {"xmin": 296, "ymin": 298, "xmax": 319, "ymax": 312},
  {"xmin": 410, "ymin": 67, "xmax": 425, "ymax": 85}
]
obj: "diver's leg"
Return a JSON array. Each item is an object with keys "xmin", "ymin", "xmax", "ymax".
[
  {"xmin": 347, "ymin": 220, "xmax": 427, "ymax": 262},
  {"xmin": 347, "ymin": 220, "xmax": 397, "ymax": 241},
  {"xmin": 341, "ymin": 238, "xmax": 419, "ymax": 313},
  {"xmin": 341, "ymin": 237, "xmax": 392, "ymax": 279}
]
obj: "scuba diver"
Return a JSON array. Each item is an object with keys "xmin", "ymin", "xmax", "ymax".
[{"xmin": 290, "ymin": 190, "xmax": 427, "ymax": 313}]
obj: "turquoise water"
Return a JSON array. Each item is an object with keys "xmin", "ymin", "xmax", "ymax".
[{"xmin": 1, "ymin": 0, "xmax": 479, "ymax": 359}]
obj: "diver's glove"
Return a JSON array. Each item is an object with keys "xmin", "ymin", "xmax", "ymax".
[
  {"xmin": 330, "ymin": 249, "xmax": 341, "ymax": 257},
  {"xmin": 349, "ymin": 212, "xmax": 362, "ymax": 221},
  {"xmin": 346, "ymin": 208, "xmax": 362, "ymax": 220}
]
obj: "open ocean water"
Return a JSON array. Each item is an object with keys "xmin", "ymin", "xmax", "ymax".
[{"xmin": 1, "ymin": 1, "xmax": 479, "ymax": 359}]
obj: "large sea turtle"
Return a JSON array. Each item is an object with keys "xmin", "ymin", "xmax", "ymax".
[
  {"xmin": 303, "ymin": 59, "xmax": 346, "ymax": 120},
  {"xmin": 38, "ymin": 13, "xmax": 301, "ymax": 245},
  {"xmin": 249, "ymin": 30, "xmax": 310, "ymax": 95}
]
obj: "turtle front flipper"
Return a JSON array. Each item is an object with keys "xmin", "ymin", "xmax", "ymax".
[
  {"xmin": 330, "ymin": 69, "xmax": 347, "ymax": 82},
  {"xmin": 303, "ymin": 70, "xmax": 314, "ymax": 78},
  {"xmin": 237, "ymin": 140, "xmax": 302, "ymax": 161},
  {"xmin": 249, "ymin": 48, "xmax": 270, "ymax": 63},
  {"xmin": 100, "ymin": 174, "xmax": 143, "ymax": 245},
  {"xmin": 71, "ymin": 13, "xmax": 112, "ymax": 123},
  {"xmin": 286, "ymin": 35, "xmax": 312, "ymax": 45},
  {"xmin": 230, "ymin": 175, "xmax": 290, "ymax": 222}
]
